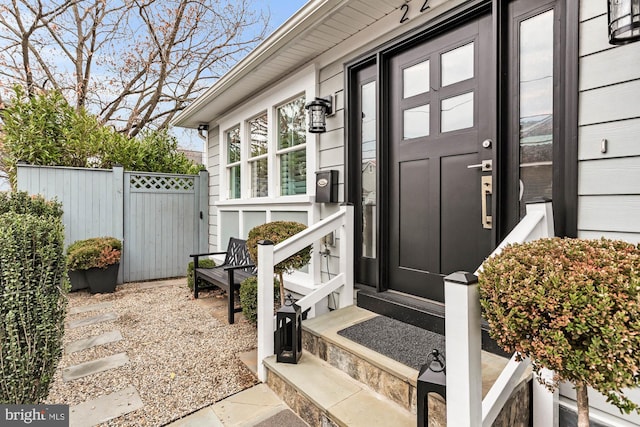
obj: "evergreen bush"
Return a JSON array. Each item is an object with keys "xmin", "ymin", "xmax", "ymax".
[
  {"xmin": 239, "ymin": 276, "xmax": 280, "ymax": 325},
  {"xmin": 0, "ymin": 203, "xmax": 67, "ymax": 403},
  {"xmin": 186, "ymin": 258, "xmax": 216, "ymax": 291},
  {"xmin": 66, "ymin": 237, "xmax": 122, "ymax": 271},
  {"xmin": 478, "ymin": 237, "xmax": 640, "ymax": 425}
]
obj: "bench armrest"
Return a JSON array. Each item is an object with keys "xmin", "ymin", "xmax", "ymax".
[
  {"xmin": 190, "ymin": 251, "xmax": 227, "ymax": 258},
  {"xmin": 223, "ymin": 263, "xmax": 255, "ymax": 271}
]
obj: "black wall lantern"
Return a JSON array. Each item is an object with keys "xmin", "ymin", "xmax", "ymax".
[
  {"xmin": 304, "ymin": 96, "xmax": 333, "ymax": 133},
  {"xmin": 609, "ymin": 0, "xmax": 640, "ymax": 45},
  {"xmin": 275, "ymin": 294, "xmax": 302, "ymax": 364}
]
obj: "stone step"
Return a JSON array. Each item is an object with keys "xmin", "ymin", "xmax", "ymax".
[
  {"xmin": 264, "ymin": 352, "xmax": 414, "ymax": 427},
  {"xmin": 302, "ymin": 305, "xmax": 515, "ymax": 413},
  {"xmin": 69, "ymin": 302, "xmax": 113, "ymax": 315},
  {"xmin": 69, "ymin": 385, "xmax": 143, "ymax": 427},
  {"xmin": 67, "ymin": 312, "xmax": 118, "ymax": 329},
  {"xmin": 62, "ymin": 352, "xmax": 129, "ymax": 381},
  {"xmin": 66, "ymin": 330, "xmax": 123, "ymax": 354}
]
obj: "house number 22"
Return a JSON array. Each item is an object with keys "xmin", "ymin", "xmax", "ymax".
[{"xmin": 400, "ymin": 0, "xmax": 431, "ymax": 23}]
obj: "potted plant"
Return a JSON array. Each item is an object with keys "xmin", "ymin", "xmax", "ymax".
[
  {"xmin": 246, "ymin": 221, "xmax": 312, "ymax": 305},
  {"xmin": 66, "ymin": 237, "xmax": 122, "ymax": 293},
  {"xmin": 478, "ymin": 237, "xmax": 640, "ymax": 426}
]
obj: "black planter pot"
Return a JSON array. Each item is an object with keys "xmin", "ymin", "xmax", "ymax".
[
  {"xmin": 86, "ymin": 263, "xmax": 120, "ymax": 294},
  {"xmin": 68, "ymin": 270, "xmax": 89, "ymax": 291}
]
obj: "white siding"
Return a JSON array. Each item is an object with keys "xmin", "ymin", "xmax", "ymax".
[
  {"xmin": 577, "ymin": 1, "xmax": 640, "ymax": 245},
  {"xmin": 208, "ymin": 126, "xmax": 220, "ymax": 251}
]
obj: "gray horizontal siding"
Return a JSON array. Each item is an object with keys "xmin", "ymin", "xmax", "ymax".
[
  {"xmin": 577, "ymin": 0, "xmax": 640, "ymax": 249},
  {"xmin": 208, "ymin": 126, "xmax": 220, "ymax": 251}
]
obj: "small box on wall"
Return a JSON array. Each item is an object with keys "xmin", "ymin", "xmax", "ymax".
[{"xmin": 315, "ymin": 170, "xmax": 338, "ymax": 203}]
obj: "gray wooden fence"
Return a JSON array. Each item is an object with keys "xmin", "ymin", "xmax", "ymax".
[{"xmin": 17, "ymin": 164, "xmax": 208, "ymax": 283}]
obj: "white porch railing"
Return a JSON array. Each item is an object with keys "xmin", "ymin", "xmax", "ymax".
[
  {"xmin": 445, "ymin": 200, "xmax": 558, "ymax": 427},
  {"xmin": 256, "ymin": 204, "xmax": 354, "ymax": 381}
]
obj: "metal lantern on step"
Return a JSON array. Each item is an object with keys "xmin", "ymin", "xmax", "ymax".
[
  {"xmin": 417, "ymin": 349, "xmax": 446, "ymax": 427},
  {"xmin": 608, "ymin": 0, "xmax": 640, "ymax": 45},
  {"xmin": 275, "ymin": 294, "xmax": 302, "ymax": 364}
]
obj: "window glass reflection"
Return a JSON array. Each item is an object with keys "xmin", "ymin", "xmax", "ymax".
[
  {"xmin": 361, "ymin": 81, "xmax": 376, "ymax": 258},
  {"xmin": 403, "ymin": 60, "xmax": 430, "ymax": 98},
  {"xmin": 403, "ymin": 104, "xmax": 430, "ymax": 139},
  {"xmin": 441, "ymin": 42, "xmax": 474, "ymax": 86},
  {"xmin": 441, "ymin": 92, "xmax": 474, "ymax": 132}
]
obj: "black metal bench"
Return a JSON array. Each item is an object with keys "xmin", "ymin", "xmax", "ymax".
[{"xmin": 190, "ymin": 237, "xmax": 256, "ymax": 324}]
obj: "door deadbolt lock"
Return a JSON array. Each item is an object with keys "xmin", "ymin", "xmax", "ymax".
[{"xmin": 482, "ymin": 139, "xmax": 492, "ymax": 149}]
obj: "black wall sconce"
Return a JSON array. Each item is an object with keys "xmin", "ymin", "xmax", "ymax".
[
  {"xmin": 609, "ymin": 0, "xmax": 640, "ymax": 45},
  {"xmin": 305, "ymin": 96, "xmax": 333, "ymax": 133},
  {"xmin": 275, "ymin": 294, "xmax": 302, "ymax": 364}
]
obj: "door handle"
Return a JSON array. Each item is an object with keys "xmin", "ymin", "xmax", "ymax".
[
  {"xmin": 481, "ymin": 175, "xmax": 492, "ymax": 229},
  {"xmin": 467, "ymin": 160, "xmax": 492, "ymax": 171}
]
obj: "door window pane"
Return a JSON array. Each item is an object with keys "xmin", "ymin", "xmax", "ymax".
[
  {"xmin": 403, "ymin": 104, "xmax": 430, "ymax": 139},
  {"xmin": 361, "ymin": 81, "xmax": 376, "ymax": 258},
  {"xmin": 519, "ymin": 9, "xmax": 554, "ymax": 217},
  {"xmin": 441, "ymin": 42, "xmax": 474, "ymax": 86},
  {"xmin": 441, "ymin": 92, "xmax": 474, "ymax": 132},
  {"xmin": 403, "ymin": 60, "xmax": 430, "ymax": 98}
]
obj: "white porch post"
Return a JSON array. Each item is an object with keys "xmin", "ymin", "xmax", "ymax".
[
  {"xmin": 445, "ymin": 271, "xmax": 482, "ymax": 427},
  {"xmin": 338, "ymin": 204, "xmax": 354, "ymax": 308},
  {"xmin": 257, "ymin": 240, "xmax": 275, "ymax": 382},
  {"xmin": 533, "ymin": 368, "xmax": 559, "ymax": 427}
]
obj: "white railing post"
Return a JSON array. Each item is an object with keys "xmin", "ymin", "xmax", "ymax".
[
  {"xmin": 525, "ymin": 200, "xmax": 554, "ymax": 239},
  {"xmin": 257, "ymin": 240, "xmax": 275, "ymax": 382},
  {"xmin": 338, "ymin": 204, "xmax": 354, "ymax": 308},
  {"xmin": 445, "ymin": 271, "xmax": 482, "ymax": 427},
  {"xmin": 533, "ymin": 368, "xmax": 559, "ymax": 427}
]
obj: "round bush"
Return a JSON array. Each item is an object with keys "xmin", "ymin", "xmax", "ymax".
[
  {"xmin": 239, "ymin": 276, "xmax": 280, "ymax": 325},
  {"xmin": 66, "ymin": 237, "xmax": 122, "ymax": 270},
  {"xmin": 246, "ymin": 221, "xmax": 312, "ymax": 275},
  {"xmin": 186, "ymin": 258, "xmax": 215, "ymax": 291},
  {"xmin": 478, "ymin": 237, "xmax": 640, "ymax": 414}
]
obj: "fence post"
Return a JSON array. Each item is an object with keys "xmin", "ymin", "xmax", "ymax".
[
  {"xmin": 338, "ymin": 204, "xmax": 354, "ymax": 308},
  {"xmin": 197, "ymin": 170, "xmax": 209, "ymax": 253},
  {"xmin": 257, "ymin": 240, "xmax": 275, "ymax": 382},
  {"xmin": 444, "ymin": 271, "xmax": 482, "ymax": 427},
  {"xmin": 113, "ymin": 165, "xmax": 125, "ymax": 284}
]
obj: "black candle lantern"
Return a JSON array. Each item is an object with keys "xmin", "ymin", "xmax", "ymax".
[
  {"xmin": 417, "ymin": 349, "xmax": 446, "ymax": 427},
  {"xmin": 275, "ymin": 294, "xmax": 302, "ymax": 364},
  {"xmin": 609, "ymin": 0, "xmax": 640, "ymax": 45},
  {"xmin": 304, "ymin": 96, "xmax": 333, "ymax": 133}
]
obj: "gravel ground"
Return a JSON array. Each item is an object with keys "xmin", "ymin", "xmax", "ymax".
[{"xmin": 44, "ymin": 278, "xmax": 259, "ymax": 426}]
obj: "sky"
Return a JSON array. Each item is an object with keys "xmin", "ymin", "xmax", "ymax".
[{"xmin": 177, "ymin": 0, "xmax": 309, "ymax": 151}]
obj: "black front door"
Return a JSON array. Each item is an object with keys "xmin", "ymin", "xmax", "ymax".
[{"xmin": 386, "ymin": 15, "xmax": 493, "ymax": 302}]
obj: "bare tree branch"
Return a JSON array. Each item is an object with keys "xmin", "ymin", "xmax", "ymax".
[{"xmin": 0, "ymin": 0, "xmax": 268, "ymax": 134}]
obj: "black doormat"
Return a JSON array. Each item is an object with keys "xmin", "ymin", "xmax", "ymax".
[{"xmin": 337, "ymin": 315, "xmax": 445, "ymax": 371}]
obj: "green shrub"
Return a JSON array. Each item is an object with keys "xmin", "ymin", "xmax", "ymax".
[
  {"xmin": 186, "ymin": 258, "xmax": 216, "ymax": 291},
  {"xmin": 239, "ymin": 276, "xmax": 280, "ymax": 325},
  {"xmin": 0, "ymin": 191, "xmax": 63, "ymax": 219},
  {"xmin": 66, "ymin": 237, "xmax": 122, "ymax": 270},
  {"xmin": 246, "ymin": 221, "xmax": 312, "ymax": 304},
  {"xmin": 0, "ymin": 211, "xmax": 67, "ymax": 403},
  {"xmin": 478, "ymin": 237, "xmax": 640, "ymax": 421}
]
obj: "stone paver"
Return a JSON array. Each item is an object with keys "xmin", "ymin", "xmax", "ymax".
[
  {"xmin": 62, "ymin": 352, "xmax": 129, "ymax": 381},
  {"xmin": 67, "ymin": 312, "xmax": 118, "ymax": 329},
  {"xmin": 68, "ymin": 302, "xmax": 113, "ymax": 315},
  {"xmin": 69, "ymin": 385, "xmax": 143, "ymax": 427},
  {"xmin": 165, "ymin": 407, "xmax": 224, "ymax": 427},
  {"xmin": 66, "ymin": 330, "xmax": 123, "ymax": 354}
]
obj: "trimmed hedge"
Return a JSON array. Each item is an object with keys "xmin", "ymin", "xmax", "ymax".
[
  {"xmin": 0, "ymin": 209, "xmax": 67, "ymax": 403},
  {"xmin": 186, "ymin": 258, "xmax": 215, "ymax": 291},
  {"xmin": 66, "ymin": 237, "xmax": 122, "ymax": 271},
  {"xmin": 0, "ymin": 191, "xmax": 63, "ymax": 218},
  {"xmin": 239, "ymin": 276, "xmax": 280, "ymax": 325}
]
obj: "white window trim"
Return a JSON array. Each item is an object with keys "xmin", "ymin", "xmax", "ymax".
[{"xmin": 217, "ymin": 64, "xmax": 317, "ymax": 204}]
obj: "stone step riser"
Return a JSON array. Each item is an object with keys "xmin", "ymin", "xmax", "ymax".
[{"xmin": 302, "ymin": 329, "xmax": 416, "ymax": 412}]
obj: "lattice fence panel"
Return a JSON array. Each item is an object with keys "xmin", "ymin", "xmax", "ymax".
[{"xmin": 129, "ymin": 174, "xmax": 195, "ymax": 193}]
